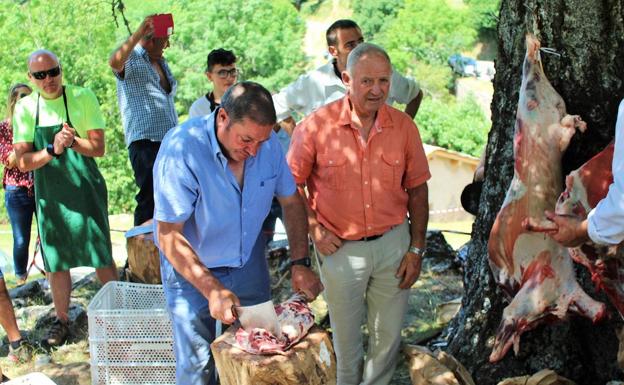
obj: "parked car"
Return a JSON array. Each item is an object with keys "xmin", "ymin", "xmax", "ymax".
[{"xmin": 448, "ymin": 54, "xmax": 478, "ymax": 77}]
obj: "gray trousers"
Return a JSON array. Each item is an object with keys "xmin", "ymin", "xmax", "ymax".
[{"xmin": 319, "ymin": 220, "xmax": 410, "ymax": 385}]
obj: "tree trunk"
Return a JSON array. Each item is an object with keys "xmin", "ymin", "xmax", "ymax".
[
  {"xmin": 444, "ymin": 1, "xmax": 624, "ymax": 384},
  {"xmin": 211, "ymin": 325, "xmax": 336, "ymax": 385}
]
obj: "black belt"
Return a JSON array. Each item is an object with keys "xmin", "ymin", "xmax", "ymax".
[{"xmin": 354, "ymin": 233, "xmax": 384, "ymax": 242}]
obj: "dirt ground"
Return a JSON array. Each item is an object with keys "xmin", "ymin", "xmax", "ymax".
[{"xmin": 0, "ymin": 236, "xmax": 464, "ymax": 385}]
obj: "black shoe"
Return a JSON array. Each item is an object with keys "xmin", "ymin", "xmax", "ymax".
[{"xmin": 43, "ymin": 318, "xmax": 69, "ymax": 347}]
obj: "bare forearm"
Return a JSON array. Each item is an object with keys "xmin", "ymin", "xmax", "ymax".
[
  {"xmin": 280, "ymin": 193, "xmax": 309, "ymax": 260},
  {"xmin": 405, "ymin": 90, "xmax": 423, "ymax": 119},
  {"xmin": 407, "ymin": 183, "xmax": 428, "ymax": 248},
  {"xmin": 296, "ymin": 185, "xmax": 320, "ymax": 229},
  {"xmin": 109, "ymin": 31, "xmax": 142, "ymax": 73},
  {"xmin": 157, "ymin": 222, "xmax": 222, "ymax": 299},
  {"xmin": 14, "ymin": 143, "xmax": 53, "ymax": 172},
  {"xmin": 71, "ymin": 130, "xmax": 106, "ymax": 157}
]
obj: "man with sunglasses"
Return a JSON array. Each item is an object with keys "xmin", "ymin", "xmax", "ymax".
[
  {"xmin": 189, "ymin": 48, "xmax": 239, "ymax": 118},
  {"xmin": 109, "ymin": 15, "xmax": 178, "ymax": 227},
  {"xmin": 12, "ymin": 50, "xmax": 117, "ymax": 347}
]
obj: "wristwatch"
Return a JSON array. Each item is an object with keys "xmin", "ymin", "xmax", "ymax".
[
  {"xmin": 408, "ymin": 246, "xmax": 425, "ymax": 256},
  {"xmin": 46, "ymin": 144, "xmax": 61, "ymax": 158},
  {"xmin": 290, "ymin": 256, "xmax": 312, "ymax": 268}
]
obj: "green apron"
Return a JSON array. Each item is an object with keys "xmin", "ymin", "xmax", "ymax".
[{"xmin": 33, "ymin": 87, "xmax": 113, "ymax": 272}]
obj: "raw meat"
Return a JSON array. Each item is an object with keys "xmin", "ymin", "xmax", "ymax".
[
  {"xmin": 487, "ymin": 34, "xmax": 606, "ymax": 362},
  {"xmin": 554, "ymin": 143, "xmax": 624, "ymax": 317},
  {"xmin": 230, "ymin": 294, "xmax": 315, "ymax": 355}
]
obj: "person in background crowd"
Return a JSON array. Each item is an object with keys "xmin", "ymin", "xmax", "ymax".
[
  {"xmin": 273, "ymin": 19, "xmax": 423, "ymax": 140},
  {"xmin": 13, "ymin": 50, "xmax": 117, "ymax": 347},
  {"xmin": 188, "ymin": 48, "xmax": 238, "ymax": 118},
  {"xmin": 109, "ymin": 15, "xmax": 178, "ymax": 226},
  {"xmin": 0, "ymin": 84, "xmax": 35, "ymax": 285},
  {"xmin": 288, "ymin": 43, "xmax": 430, "ymax": 385},
  {"xmin": 154, "ymin": 82, "xmax": 322, "ymax": 385}
]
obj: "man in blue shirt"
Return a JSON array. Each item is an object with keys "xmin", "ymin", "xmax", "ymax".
[
  {"xmin": 109, "ymin": 16, "xmax": 178, "ymax": 226},
  {"xmin": 154, "ymin": 81, "xmax": 323, "ymax": 385}
]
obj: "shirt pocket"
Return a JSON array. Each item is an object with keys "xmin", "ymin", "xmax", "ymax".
[
  {"xmin": 255, "ymin": 174, "xmax": 277, "ymax": 216},
  {"xmin": 317, "ymin": 153, "xmax": 348, "ymax": 191},
  {"xmin": 380, "ymin": 152, "xmax": 405, "ymax": 190}
]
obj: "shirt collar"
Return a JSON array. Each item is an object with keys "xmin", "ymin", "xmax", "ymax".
[
  {"xmin": 336, "ymin": 94, "xmax": 393, "ymax": 132},
  {"xmin": 206, "ymin": 108, "xmax": 225, "ymax": 161}
]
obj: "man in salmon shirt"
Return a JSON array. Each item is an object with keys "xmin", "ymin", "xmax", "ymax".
[{"xmin": 287, "ymin": 43, "xmax": 430, "ymax": 385}]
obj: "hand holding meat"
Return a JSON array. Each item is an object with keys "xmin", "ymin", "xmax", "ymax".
[
  {"xmin": 544, "ymin": 210, "xmax": 589, "ymax": 247},
  {"xmin": 310, "ymin": 222, "xmax": 342, "ymax": 255},
  {"xmin": 396, "ymin": 252, "xmax": 422, "ymax": 289},
  {"xmin": 208, "ymin": 286, "xmax": 240, "ymax": 324},
  {"xmin": 291, "ymin": 265, "xmax": 323, "ymax": 300}
]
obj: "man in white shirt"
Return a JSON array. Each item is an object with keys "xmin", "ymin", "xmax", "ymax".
[
  {"xmin": 273, "ymin": 19, "xmax": 423, "ymax": 137},
  {"xmin": 547, "ymin": 99, "xmax": 624, "ymax": 246},
  {"xmin": 188, "ymin": 49, "xmax": 238, "ymax": 118}
]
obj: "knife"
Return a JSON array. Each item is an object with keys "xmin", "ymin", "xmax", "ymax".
[{"xmin": 233, "ymin": 300, "xmax": 281, "ymax": 337}]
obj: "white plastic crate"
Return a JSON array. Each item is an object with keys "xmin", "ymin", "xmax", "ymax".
[
  {"xmin": 88, "ymin": 281, "xmax": 176, "ymax": 385},
  {"xmin": 4, "ymin": 372, "xmax": 57, "ymax": 384}
]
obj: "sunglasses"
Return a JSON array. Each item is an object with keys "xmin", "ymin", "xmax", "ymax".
[
  {"xmin": 215, "ymin": 68, "xmax": 239, "ymax": 79},
  {"xmin": 30, "ymin": 66, "xmax": 61, "ymax": 80}
]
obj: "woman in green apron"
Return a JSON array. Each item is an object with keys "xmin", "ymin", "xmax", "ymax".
[{"xmin": 13, "ymin": 50, "xmax": 117, "ymax": 346}]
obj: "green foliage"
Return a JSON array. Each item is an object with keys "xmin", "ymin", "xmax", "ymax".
[
  {"xmin": 0, "ymin": 0, "xmax": 306, "ymax": 219},
  {"xmin": 379, "ymin": 0, "xmax": 478, "ymax": 71},
  {"xmin": 118, "ymin": 0, "xmax": 306, "ymax": 112},
  {"xmin": 352, "ymin": 0, "xmax": 405, "ymax": 41},
  {"xmin": 466, "ymin": 0, "xmax": 500, "ymax": 32},
  {"xmin": 417, "ymin": 96, "xmax": 489, "ymax": 157}
]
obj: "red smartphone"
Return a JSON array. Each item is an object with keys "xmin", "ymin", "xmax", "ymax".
[{"xmin": 152, "ymin": 13, "xmax": 174, "ymax": 38}]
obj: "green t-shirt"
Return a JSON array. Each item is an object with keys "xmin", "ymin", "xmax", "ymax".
[{"xmin": 13, "ymin": 84, "xmax": 105, "ymax": 143}]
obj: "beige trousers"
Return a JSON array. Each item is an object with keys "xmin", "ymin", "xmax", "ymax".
[{"xmin": 319, "ymin": 220, "xmax": 410, "ymax": 385}]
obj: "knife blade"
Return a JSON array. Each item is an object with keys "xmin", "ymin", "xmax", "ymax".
[{"xmin": 234, "ymin": 300, "xmax": 281, "ymax": 337}]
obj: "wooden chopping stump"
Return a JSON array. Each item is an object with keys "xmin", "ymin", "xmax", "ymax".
[
  {"xmin": 126, "ymin": 230, "xmax": 161, "ymax": 284},
  {"xmin": 211, "ymin": 325, "xmax": 336, "ymax": 385}
]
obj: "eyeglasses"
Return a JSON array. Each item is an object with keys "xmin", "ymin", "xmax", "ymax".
[
  {"xmin": 30, "ymin": 66, "xmax": 61, "ymax": 80},
  {"xmin": 215, "ymin": 68, "xmax": 239, "ymax": 79}
]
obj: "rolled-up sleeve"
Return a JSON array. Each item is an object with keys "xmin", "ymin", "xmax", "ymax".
[
  {"xmin": 390, "ymin": 69, "xmax": 420, "ymax": 105},
  {"xmin": 273, "ymin": 74, "xmax": 312, "ymax": 123},
  {"xmin": 587, "ymin": 99, "xmax": 624, "ymax": 245}
]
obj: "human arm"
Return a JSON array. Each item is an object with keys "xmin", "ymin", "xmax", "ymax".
[
  {"xmin": 390, "ymin": 69, "xmax": 422, "ymax": 119},
  {"xmin": 544, "ymin": 211, "xmax": 589, "ymax": 247},
  {"xmin": 404, "ymin": 89, "xmax": 423, "ymax": 119},
  {"xmin": 157, "ymin": 221, "xmax": 239, "ymax": 323},
  {"xmin": 278, "ymin": 192, "xmax": 324, "ymax": 300},
  {"xmin": 396, "ymin": 183, "xmax": 428, "ymax": 289},
  {"xmin": 14, "ymin": 126, "xmax": 74, "ymax": 172},
  {"xmin": 296, "ymin": 185, "xmax": 343, "ymax": 255},
  {"xmin": 109, "ymin": 16, "xmax": 153, "ymax": 75}
]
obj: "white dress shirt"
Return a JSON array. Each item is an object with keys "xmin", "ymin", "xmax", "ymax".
[
  {"xmin": 272, "ymin": 61, "xmax": 420, "ymax": 123},
  {"xmin": 588, "ymin": 99, "xmax": 624, "ymax": 245}
]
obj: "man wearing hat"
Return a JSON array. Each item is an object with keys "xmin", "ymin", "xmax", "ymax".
[{"xmin": 109, "ymin": 15, "xmax": 178, "ymax": 226}]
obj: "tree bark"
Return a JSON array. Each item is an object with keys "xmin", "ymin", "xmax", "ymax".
[{"xmin": 444, "ymin": 1, "xmax": 624, "ymax": 384}]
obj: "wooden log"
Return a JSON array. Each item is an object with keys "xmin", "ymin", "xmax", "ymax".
[
  {"xmin": 211, "ymin": 325, "xmax": 336, "ymax": 385},
  {"xmin": 126, "ymin": 231, "xmax": 161, "ymax": 284}
]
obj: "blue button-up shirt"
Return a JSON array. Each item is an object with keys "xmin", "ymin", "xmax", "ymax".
[
  {"xmin": 114, "ymin": 45, "xmax": 178, "ymax": 147},
  {"xmin": 153, "ymin": 110, "xmax": 296, "ymax": 268}
]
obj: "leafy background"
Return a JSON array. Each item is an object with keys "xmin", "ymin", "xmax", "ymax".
[{"xmin": 0, "ymin": 0, "xmax": 499, "ymax": 219}]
